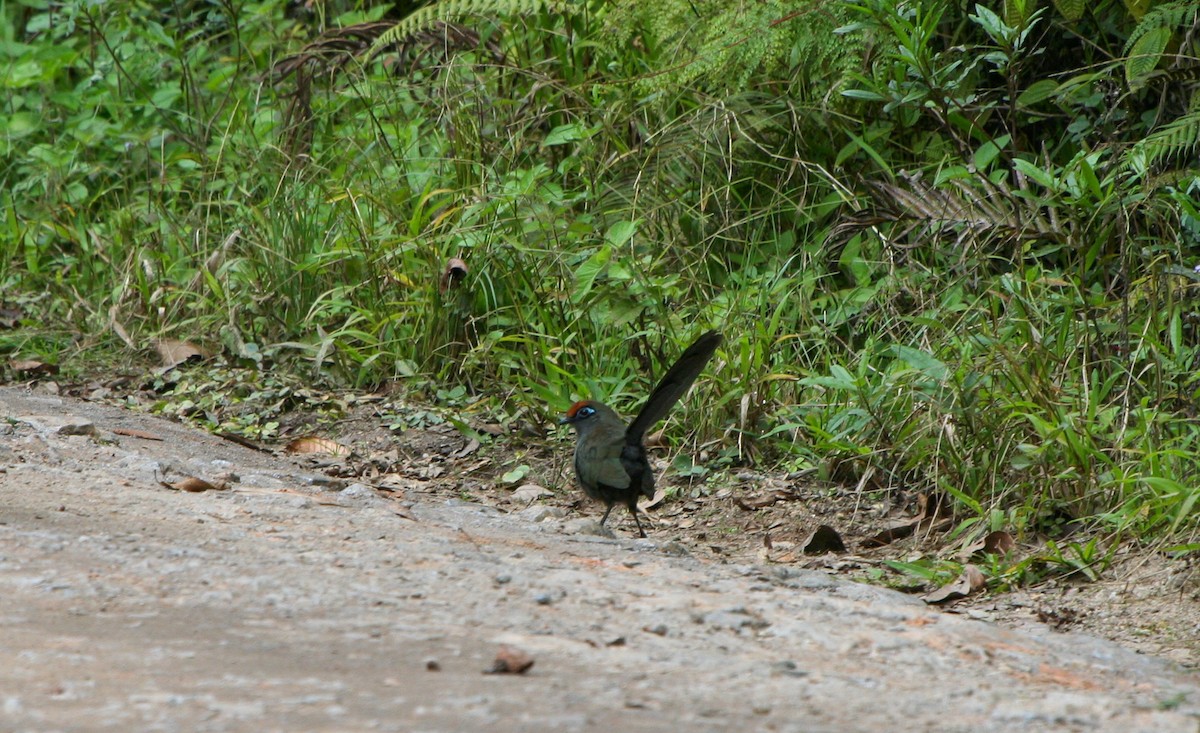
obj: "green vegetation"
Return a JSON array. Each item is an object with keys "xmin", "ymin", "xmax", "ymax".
[{"xmin": 3, "ymin": 0, "xmax": 1199, "ymax": 555}]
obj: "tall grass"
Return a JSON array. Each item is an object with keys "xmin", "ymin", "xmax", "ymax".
[{"xmin": 1, "ymin": 0, "xmax": 1198, "ymax": 544}]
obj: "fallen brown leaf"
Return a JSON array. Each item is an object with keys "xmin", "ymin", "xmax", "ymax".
[
  {"xmin": 160, "ymin": 476, "xmax": 228, "ymax": 493},
  {"xmin": 801, "ymin": 524, "xmax": 847, "ymax": 554},
  {"xmin": 863, "ymin": 516, "xmax": 952, "ymax": 548},
  {"xmin": 112, "ymin": 427, "xmax": 164, "ymax": 441},
  {"xmin": 440, "ymin": 257, "xmax": 468, "ymax": 293},
  {"xmin": 960, "ymin": 530, "xmax": 1017, "ymax": 560},
  {"xmin": 983, "ymin": 530, "xmax": 1015, "ymax": 555},
  {"xmin": 10, "ymin": 359, "xmax": 58, "ymax": 376},
  {"xmin": 922, "ymin": 564, "xmax": 986, "ymax": 605},
  {"xmin": 451, "ymin": 438, "xmax": 480, "ymax": 459},
  {"xmin": 639, "ymin": 486, "xmax": 667, "ymax": 511},
  {"xmin": 0, "ymin": 306, "xmax": 22, "ymax": 329},
  {"xmin": 512, "ymin": 483, "xmax": 553, "ymax": 504},
  {"xmin": 155, "ymin": 339, "xmax": 206, "ymax": 368},
  {"xmin": 734, "ymin": 490, "xmax": 799, "ymax": 511},
  {"xmin": 285, "ymin": 436, "xmax": 352, "ymax": 456},
  {"xmin": 485, "ymin": 645, "xmax": 534, "ymax": 675}
]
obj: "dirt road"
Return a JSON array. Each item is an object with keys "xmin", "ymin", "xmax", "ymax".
[{"xmin": 1, "ymin": 387, "xmax": 1197, "ymax": 732}]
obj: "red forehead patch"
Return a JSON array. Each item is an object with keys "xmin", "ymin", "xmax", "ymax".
[{"xmin": 565, "ymin": 400, "xmax": 592, "ymax": 418}]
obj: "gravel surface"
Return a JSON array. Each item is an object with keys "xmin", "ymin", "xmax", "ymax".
[{"xmin": 1, "ymin": 387, "xmax": 1198, "ymax": 732}]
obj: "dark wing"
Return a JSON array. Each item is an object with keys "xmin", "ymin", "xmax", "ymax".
[
  {"xmin": 625, "ymin": 330, "xmax": 722, "ymax": 443},
  {"xmin": 576, "ymin": 433, "xmax": 633, "ymax": 489}
]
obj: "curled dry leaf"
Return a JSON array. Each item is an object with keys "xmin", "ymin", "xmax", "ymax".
[
  {"xmin": 863, "ymin": 520, "xmax": 919, "ymax": 547},
  {"xmin": 485, "ymin": 645, "xmax": 534, "ymax": 675},
  {"xmin": 155, "ymin": 339, "xmax": 206, "ymax": 368},
  {"xmin": 440, "ymin": 257, "xmax": 468, "ymax": 293},
  {"xmin": 160, "ymin": 476, "xmax": 228, "ymax": 493},
  {"xmin": 639, "ymin": 486, "xmax": 667, "ymax": 511},
  {"xmin": 983, "ymin": 530, "xmax": 1015, "ymax": 555},
  {"xmin": 862, "ymin": 515, "xmax": 953, "ymax": 548},
  {"xmin": 512, "ymin": 483, "xmax": 553, "ymax": 504},
  {"xmin": 801, "ymin": 524, "xmax": 847, "ymax": 554},
  {"xmin": 960, "ymin": 530, "xmax": 1017, "ymax": 560},
  {"xmin": 922, "ymin": 564, "xmax": 986, "ymax": 605},
  {"xmin": 285, "ymin": 436, "xmax": 352, "ymax": 457},
  {"xmin": 644, "ymin": 429, "xmax": 667, "ymax": 448},
  {"xmin": 917, "ymin": 490, "xmax": 952, "ymax": 518},
  {"xmin": 472, "ymin": 422, "xmax": 505, "ymax": 437},
  {"xmin": 451, "ymin": 438, "xmax": 481, "ymax": 459},
  {"xmin": 0, "ymin": 306, "xmax": 23, "ymax": 329},
  {"xmin": 10, "ymin": 359, "xmax": 58, "ymax": 376},
  {"xmin": 734, "ymin": 490, "xmax": 799, "ymax": 511},
  {"xmin": 112, "ymin": 427, "xmax": 164, "ymax": 441}
]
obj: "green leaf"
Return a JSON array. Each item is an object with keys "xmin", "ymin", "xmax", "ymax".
[
  {"xmin": 1051, "ymin": 0, "xmax": 1085, "ymax": 21},
  {"xmin": 1013, "ymin": 158, "xmax": 1061, "ymax": 191},
  {"xmin": 973, "ymin": 136, "xmax": 1010, "ymax": 171},
  {"xmin": 542, "ymin": 122, "xmax": 595, "ymax": 147},
  {"xmin": 1122, "ymin": 0, "xmax": 1151, "ymax": 20},
  {"xmin": 573, "ymin": 245, "xmax": 612, "ymax": 301},
  {"xmin": 1017, "ymin": 79, "xmax": 1060, "ymax": 107},
  {"xmin": 892, "ymin": 344, "xmax": 949, "ymax": 382},
  {"xmin": 1125, "ymin": 25, "xmax": 1171, "ymax": 89},
  {"xmin": 604, "ymin": 219, "xmax": 639, "ymax": 248},
  {"xmin": 0, "ymin": 112, "xmax": 38, "ymax": 138}
]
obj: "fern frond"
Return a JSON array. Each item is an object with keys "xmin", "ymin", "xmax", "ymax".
[
  {"xmin": 1122, "ymin": 0, "xmax": 1197, "ymax": 57},
  {"xmin": 839, "ymin": 172, "xmax": 1065, "ymax": 249},
  {"xmin": 1127, "ymin": 108, "xmax": 1200, "ymax": 173},
  {"xmin": 367, "ymin": 0, "xmax": 573, "ymax": 59},
  {"xmin": 604, "ymin": 0, "xmax": 861, "ymax": 102}
]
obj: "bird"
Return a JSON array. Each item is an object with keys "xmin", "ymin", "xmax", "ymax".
[{"xmin": 559, "ymin": 330, "xmax": 722, "ymax": 537}]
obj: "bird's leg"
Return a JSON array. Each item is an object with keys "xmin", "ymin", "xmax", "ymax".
[
  {"xmin": 628, "ymin": 502, "xmax": 646, "ymax": 538},
  {"xmin": 599, "ymin": 504, "xmax": 615, "ymax": 526}
]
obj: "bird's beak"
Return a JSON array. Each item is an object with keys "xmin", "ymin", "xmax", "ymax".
[{"xmin": 558, "ymin": 415, "xmax": 572, "ymax": 425}]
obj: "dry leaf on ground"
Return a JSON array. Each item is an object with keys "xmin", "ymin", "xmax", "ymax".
[
  {"xmin": 155, "ymin": 339, "xmax": 206, "ymax": 368},
  {"xmin": 285, "ymin": 436, "xmax": 352, "ymax": 456},
  {"xmin": 923, "ymin": 564, "xmax": 986, "ymax": 604},
  {"xmin": 485, "ymin": 645, "xmax": 534, "ymax": 675},
  {"xmin": 160, "ymin": 476, "xmax": 228, "ymax": 493},
  {"xmin": 801, "ymin": 525, "xmax": 847, "ymax": 554}
]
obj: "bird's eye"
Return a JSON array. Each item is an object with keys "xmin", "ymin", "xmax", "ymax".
[{"xmin": 578, "ymin": 406, "xmax": 595, "ymax": 418}]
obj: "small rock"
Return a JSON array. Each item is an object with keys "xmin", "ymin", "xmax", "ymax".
[
  {"xmin": 534, "ymin": 590, "xmax": 562, "ymax": 605},
  {"xmin": 518, "ymin": 505, "xmax": 566, "ymax": 523},
  {"xmin": 699, "ymin": 607, "xmax": 771, "ymax": 631},
  {"xmin": 424, "ymin": 658, "xmax": 441, "ymax": 672},
  {"xmin": 19, "ymin": 415, "xmax": 97, "ymax": 437},
  {"xmin": 339, "ymin": 483, "xmax": 384, "ymax": 504},
  {"xmin": 643, "ymin": 624, "xmax": 669, "ymax": 636},
  {"xmin": 485, "ymin": 645, "xmax": 534, "ymax": 675},
  {"xmin": 562, "ymin": 518, "xmax": 615, "ymax": 538},
  {"xmin": 494, "ymin": 574, "xmax": 512, "ymax": 585},
  {"xmin": 771, "ymin": 660, "xmax": 807, "ymax": 677},
  {"xmin": 658, "ymin": 541, "xmax": 690, "ymax": 557}
]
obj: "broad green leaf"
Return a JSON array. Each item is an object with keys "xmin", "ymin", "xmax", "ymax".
[
  {"xmin": 1017, "ymin": 79, "xmax": 1061, "ymax": 107},
  {"xmin": 973, "ymin": 136, "xmax": 1010, "ymax": 171},
  {"xmin": 604, "ymin": 219, "xmax": 638, "ymax": 248},
  {"xmin": 1051, "ymin": 0, "xmax": 1085, "ymax": 21},
  {"xmin": 1125, "ymin": 25, "xmax": 1171, "ymax": 89},
  {"xmin": 1003, "ymin": 0, "xmax": 1033, "ymax": 28},
  {"xmin": 573, "ymin": 245, "xmax": 611, "ymax": 301},
  {"xmin": 1013, "ymin": 158, "xmax": 1061, "ymax": 190},
  {"xmin": 543, "ymin": 122, "xmax": 595, "ymax": 147},
  {"xmin": 892, "ymin": 344, "xmax": 949, "ymax": 382}
]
